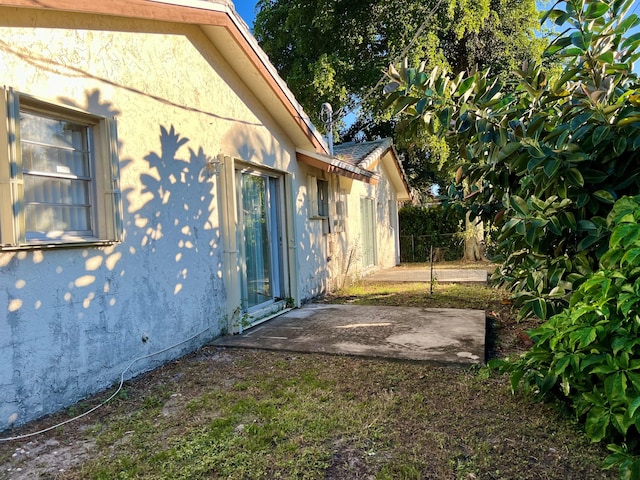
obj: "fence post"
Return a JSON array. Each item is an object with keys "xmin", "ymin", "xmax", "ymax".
[
  {"xmin": 411, "ymin": 235, "xmax": 415, "ymax": 263},
  {"xmin": 429, "ymin": 244, "xmax": 434, "ymax": 295}
]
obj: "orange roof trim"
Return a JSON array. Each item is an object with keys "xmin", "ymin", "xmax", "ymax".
[{"xmin": 0, "ymin": 0, "xmax": 328, "ymax": 153}]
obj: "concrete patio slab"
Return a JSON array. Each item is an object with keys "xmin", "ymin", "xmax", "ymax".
[
  {"xmin": 212, "ymin": 303, "xmax": 486, "ymax": 365},
  {"xmin": 366, "ymin": 268, "xmax": 487, "ymax": 283}
]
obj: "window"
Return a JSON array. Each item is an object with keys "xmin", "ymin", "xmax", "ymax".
[
  {"xmin": 332, "ymin": 188, "xmax": 347, "ymax": 233},
  {"xmin": 317, "ymin": 179, "xmax": 329, "ymax": 217},
  {"xmin": 0, "ymin": 88, "xmax": 122, "ymax": 249},
  {"xmin": 307, "ymin": 175, "xmax": 329, "ymax": 218}
]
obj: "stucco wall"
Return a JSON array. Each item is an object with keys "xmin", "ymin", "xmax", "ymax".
[
  {"xmin": 0, "ymin": 9, "xmax": 305, "ymax": 430},
  {"xmin": 297, "ymin": 162, "xmax": 401, "ymax": 294}
]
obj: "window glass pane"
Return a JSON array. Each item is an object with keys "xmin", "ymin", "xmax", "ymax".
[
  {"xmin": 22, "ymin": 143, "xmax": 90, "ymax": 177},
  {"xmin": 21, "ymin": 111, "xmax": 90, "ymax": 176},
  {"xmin": 24, "ymin": 176, "xmax": 89, "ymax": 205},
  {"xmin": 25, "ymin": 204, "xmax": 91, "ymax": 235},
  {"xmin": 20, "ymin": 112, "xmax": 87, "ymax": 149},
  {"xmin": 317, "ymin": 179, "xmax": 329, "ymax": 217},
  {"xmin": 20, "ymin": 109, "xmax": 94, "ymax": 240},
  {"xmin": 241, "ymin": 174, "xmax": 272, "ymax": 308}
]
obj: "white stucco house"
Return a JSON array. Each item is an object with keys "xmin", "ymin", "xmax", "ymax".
[{"xmin": 0, "ymin": 0, "xmax": 410, "ymax": 430}]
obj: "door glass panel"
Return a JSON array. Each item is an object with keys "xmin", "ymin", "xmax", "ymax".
[
  {"xmin": 242, "ymin": 174, "xmax": 272, "ymax": 308},
  {"xmin": 361, "ymin": 197, "xmax": 376, "ymax": 267}
]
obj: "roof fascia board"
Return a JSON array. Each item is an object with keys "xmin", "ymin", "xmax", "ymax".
[
  {"xmin": 0, "ymin": 0, "xmax": 328, "ymax": 153},
  {"xmin": 297, "ymin": 149, "xmax": 379, "ymax": 185}
]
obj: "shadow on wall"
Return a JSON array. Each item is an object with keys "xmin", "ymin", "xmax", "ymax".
[{"xmin": 1, "ymin": 90, "xmax": 225, "ymax": 430}]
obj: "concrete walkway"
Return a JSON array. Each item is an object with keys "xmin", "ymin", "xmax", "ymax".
[{"xmin": 212, "ymin": 303, "xmax": 486, "ymax": 365}]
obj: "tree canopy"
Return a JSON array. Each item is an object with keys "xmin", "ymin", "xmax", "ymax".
[{"xmin": 254, "ymin": 0, "xmax": 545, "ymax": 198}]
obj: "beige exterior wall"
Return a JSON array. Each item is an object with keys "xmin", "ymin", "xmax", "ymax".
[
  {"xmin": 0, "ymin": 9, "xmax": 304, "ymax": 429},
  {"xmin": 0, "ymin": 7, "xmax": 404, "ymax": 431},
  {"xmin": 298, "ymin": 159, "xmax": 401, "ymax": 294}
]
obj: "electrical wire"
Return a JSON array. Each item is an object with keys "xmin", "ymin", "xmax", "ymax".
[{"xmin": 0, "ymin": 326, "xmax": 210, "ymax": 443}]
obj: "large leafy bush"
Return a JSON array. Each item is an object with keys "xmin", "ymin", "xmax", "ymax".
[
  {"xmin": 505, "ymin": 196, "xmax": 640, "ymax": 477},
  {"xmin": 398, "ymin": 205, "xmax": 464, "ymax": 261},
  {"xmin": 384, "ymin": 0, "xmax": 640, "ymax": 320},
  {"xmin": 384, "ymin": 0, "xmax": 640, "ymax": 475}
]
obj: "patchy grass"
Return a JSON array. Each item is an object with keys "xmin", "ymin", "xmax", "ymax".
[
  {"xmin": 0, "ymin": 278, "xmax": 614, "ymax": 479},
  {"xmin": 322, "ymin": 281, "xmax": 501, "ymax": 310}
]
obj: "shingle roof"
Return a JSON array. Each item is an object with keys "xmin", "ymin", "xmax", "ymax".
[
  {"xmin": 332, "ymin": 138, "xmax": 410, "ymax": 200},
  {"xmin": 333, "ymin": 138, "xmax": 393, "ymax": 170}
]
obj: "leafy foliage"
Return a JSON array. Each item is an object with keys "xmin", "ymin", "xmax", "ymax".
[
  {"xmin": 399, "ymin": 205, "xmax": 464, "ymax": 261},
  {"xmin": 502, "ymin": 196, "xmax": 640, "ymax": 478},
  {"xmin": 254, "ymin": 0, "xmax": 544, "ymax": 199},
  {"xmin": 399, "ymin": 204, "xmax": 462, "ymax": 238},
  {"xmin": 384, "ymin": 0, "xmax": 640, "ymax": 319},
  {"xmin": 385, "ymin": 1, "xmax": 640, "ymax": 474}
]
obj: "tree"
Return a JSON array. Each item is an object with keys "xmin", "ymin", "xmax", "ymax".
[
  {"xmin": 384, "ymin": 0, "xmax": 640, "ymax": 318},
  {"xmin": 384, "ymin": 3, "xmax": 640, "ymax": 471},
  {"xmin": 254, "ymin": 0, "xmax": 545, "ymax": 198}
]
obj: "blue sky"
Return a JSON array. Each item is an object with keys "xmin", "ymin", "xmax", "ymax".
[{"xmin": 235, "ymin": 1, "xmax": 258, "ymax": 28}]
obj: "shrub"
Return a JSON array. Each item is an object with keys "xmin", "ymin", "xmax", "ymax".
[{"xmin": 504, "ymin": 196, "xmax": 640, "ymax": 478}]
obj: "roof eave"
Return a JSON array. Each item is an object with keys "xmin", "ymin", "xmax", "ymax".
[
  {"xmin": 0, "ymin": 0, "xmax": 328, "ymax": 153},
  {"xmin": 296, "ymin": 149, "xmax": 379, "ymax": 184}
]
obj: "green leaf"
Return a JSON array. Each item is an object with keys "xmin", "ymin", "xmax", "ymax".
[
  {"xmin": 456, "ymin": 76, "xmax": 475, "ymax": 96},
  {"xmin": 572, "ymin": 327, "xmax": 597, "ymax": 349},
  {"xmin": 509, "ymin": 368, "xmax": 525, "ymax": 394},
  {"xmin": 622, "ymin": 31, "xmax": 640, "ymax": 50},
  {"xmin": 605, "ymin": 373, "xmax": 627, "ymax": 405},
  {"xmin": 611, "ymin": 224, "xmax": 640, "ymax": 248},
  {"xmin": 596, "ymin": 51, "xmax": 615, "ymax": 64},
  {"xmin": 565, "ymin": 168, "xmax": 585, "ymax": 187},
  {"xmin": 628, "ymin": 397, "xmax": 640, "ymax": 419},
  {"xmin": 555, "ymin": 355, "xmax": 572, "ymax": 375},
  {"xmin": 621, "ymin": 248, "xmax": 640, "ymax": 267},
  {"xmin": 538, "ymin": 373, "xmax": 557, "ymax": 396},
  {"xmin": 570, "ymin": 31, "xmax": 587, "ymax": 50},
  {"xmin": 497, "ymin": 142, "xmax": 522, "ymax": 161},
  {"xmin": 544, "ymin": 159, "xmax": 561, "ymax": 177},
  {"xmin": 577, "ymin": 234, "xmax": 602, "ymax": 251},
  {"xmin": 592, "ymin": 125, "xmax": 609, "ymax": 146},
  {"xmin": 585, "ymin": 407, "xmax": 610, "ymax": 442},
  {"xmin": 552, "ymin": 67, "xmax": 581, "ymax": 93},
  {"xmin": 585, "ymin": 1, "xmax": 609, "ymax": 19},
  {"xmin": 509, "ymin": 195, "xmax": 529, "ymax": 215},
  {"xmin": 531, "ymin": 297, "xmax": 548, "ymax": 320}
]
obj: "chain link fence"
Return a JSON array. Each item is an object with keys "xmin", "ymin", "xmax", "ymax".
[{"xmin": 399, "ymin": 233, "xmax": 464, "ymax": 263}]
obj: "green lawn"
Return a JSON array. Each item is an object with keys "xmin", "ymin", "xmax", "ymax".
[{"xmin": 0, "ymin": 280, "xmax": 615, "ymax": 479}]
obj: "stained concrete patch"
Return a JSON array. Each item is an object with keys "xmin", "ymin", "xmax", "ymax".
[{"xmin": 212, "ymin": 304, "xmax": 485, "ymax": 365}]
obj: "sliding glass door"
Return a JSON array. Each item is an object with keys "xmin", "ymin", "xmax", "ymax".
[{"xmin": 237, "ymin": 171, "xmax": 282, "ymax": 311}]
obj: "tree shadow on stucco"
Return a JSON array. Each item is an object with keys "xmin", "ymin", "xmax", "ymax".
[{"xmin": 118, "ymin": 124, "xmax": 224, "ymax": 339}]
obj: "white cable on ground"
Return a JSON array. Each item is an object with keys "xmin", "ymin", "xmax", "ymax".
[{"xmin": 0, "ymin": 326, "xmax": 210, "ymax": 443}]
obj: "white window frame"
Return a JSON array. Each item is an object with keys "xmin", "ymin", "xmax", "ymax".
[
  {"xmin": 307, "ymin": 175, "xmax": 330, "ymax": 218},
  {"xmin": 307, "ymin": 174, "xmax": 331, "ymax": 234},
  {"xmin": 0, "ymin": 88, "xmax": 122, "ymax": 249}
]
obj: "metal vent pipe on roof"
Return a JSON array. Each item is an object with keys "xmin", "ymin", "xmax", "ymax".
[{"xmin": 320, "ymin": 102, "xmax": 334, "ymax": 156}]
